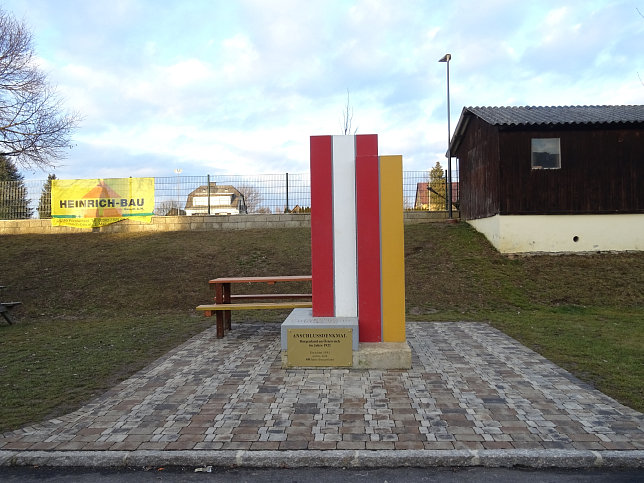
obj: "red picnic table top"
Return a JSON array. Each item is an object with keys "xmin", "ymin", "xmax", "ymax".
[{"xmin": 209, "ymin": 275, "xmax": 312, "ymax": 284}]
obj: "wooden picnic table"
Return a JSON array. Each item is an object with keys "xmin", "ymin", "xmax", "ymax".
[{"xmin": 197, "ymin": 275, "xmax": 312, "ymax": 338}]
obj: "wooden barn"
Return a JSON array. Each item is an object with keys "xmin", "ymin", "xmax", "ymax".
[{"xmin": 450, "ymin": 105, "xmax": 644, "ymax": 253}]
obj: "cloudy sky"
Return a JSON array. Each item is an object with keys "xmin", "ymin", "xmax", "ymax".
[{"xmin": 4, "ymin": 0, "xmax": 644, "ymax": 180}]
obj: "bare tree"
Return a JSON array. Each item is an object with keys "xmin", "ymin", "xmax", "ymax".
[
  {"xmin": 341, "ymin": 89, "xmax": 357, "ymax": 135},
  {"xmin": 0, "ymin": 9, "xmax": 79, "ymax": 170},
  {"xmin": 154, "ymin": 200, "xmax": 184, "ymax": 216},
  {"xmin": 236, "ymin": 184, "xmax": 262, "ymax": 213}
]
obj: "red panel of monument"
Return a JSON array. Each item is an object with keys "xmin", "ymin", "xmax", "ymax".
[
  {"xmin": 355, "ymin": 134, "xmax": 382, "ymax": 342},
  {"xmin": 310, "ymin": 135, "xmax": 335, "ymax": 316}
]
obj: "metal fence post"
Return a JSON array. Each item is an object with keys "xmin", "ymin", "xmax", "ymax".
[
  {"xmin": 286, "ymin": 172, "xmax": 289, "ymax": 213},
  {"xmin": 207, "ymin": 174, "xmax": 211, "ymax": 215},
  {"xmin": 444, "ymin": 169, "xmax": 448, "ymax": 211}
]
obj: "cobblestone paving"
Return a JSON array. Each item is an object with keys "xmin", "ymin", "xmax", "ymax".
[{"xmin": 1, "ymin": 322, "xmax": 642, "ymax": 452}]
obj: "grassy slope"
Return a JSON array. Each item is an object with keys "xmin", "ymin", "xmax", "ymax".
[
  {"xmin": 404, "ymin": 223, "xmax": 643, "ymax": 411},
  {"xmin": 0, "ymin": 223, "xmax": 642, "ymax": 431}
]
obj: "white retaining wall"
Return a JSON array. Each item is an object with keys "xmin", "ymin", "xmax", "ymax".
[{"xmin": 468, "ymin": 214, "xmax": 644, "ymax": 253}]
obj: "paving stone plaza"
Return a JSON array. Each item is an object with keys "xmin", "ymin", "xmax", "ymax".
[{"xmin": 1, "ymin": 322, "xmax": 642, "ymax": 468}]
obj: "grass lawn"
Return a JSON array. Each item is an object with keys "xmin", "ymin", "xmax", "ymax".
[{"xmin": 0, "ymin": 222, "xmax": 642, "ymax": 431}]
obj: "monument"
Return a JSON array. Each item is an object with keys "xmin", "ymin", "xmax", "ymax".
[{"xmin": 281, "ymin": 134, "xmax": 411, "ymax": 369}]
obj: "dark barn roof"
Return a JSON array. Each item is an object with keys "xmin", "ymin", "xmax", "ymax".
[
  {"xmin": 450, "ymin": 105, "xmax": 644, "ymax": 153},
  {"xmin": 466, "ymin": 105, "xmax": 644, "ymax": 126}
]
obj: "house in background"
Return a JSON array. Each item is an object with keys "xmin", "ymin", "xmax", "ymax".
[
  {"xmin": 414, "ymin": 182, "xmax": 429, "ymax": 210},
  {"xmin": 414, "ymin": 182, "xmax": 459, "ymax": 211},
  {"xmin": 450, "ymin": 105, "xmax": 644, "ymax": 253},
  {"xmin": 184, "ymin": 183, "xmax": 247, "ymax": 216}
]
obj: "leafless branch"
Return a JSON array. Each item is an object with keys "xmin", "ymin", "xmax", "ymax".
[
  {"xmin": 236, "ymin": 184, "xmax": 262, "ymax": 213},
  {"xmin": 341, "ymin": 89, "xmax": 357, "ymax": 135},
  {"xmin": 0, "ymin": 9, "xmax": 80, "ymax": 170}
]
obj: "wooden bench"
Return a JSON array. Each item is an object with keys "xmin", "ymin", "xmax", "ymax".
[
  {"xmin": 198, "ymin": 276, "xmax": 312, "ymax": 338},
  {"xmin": 0, "ymin": 286, "xmax": 21, "ymax": 325},
  {"xmin": 196, "ymin": 301, "xmax": 312, "ymax": 338},
  {"xmin": 229, "ymin": 294, "xmax": 312, "ymax": 301}
]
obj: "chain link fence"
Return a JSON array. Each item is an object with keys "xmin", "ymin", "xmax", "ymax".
[{"xmin": 0, "ymin": 171, "xmax": 459, "ymax": 220}]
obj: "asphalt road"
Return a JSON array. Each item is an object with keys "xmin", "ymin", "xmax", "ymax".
[{"xmin": 0, "ymin": 466, "xmax": 643, "ymax": 482}]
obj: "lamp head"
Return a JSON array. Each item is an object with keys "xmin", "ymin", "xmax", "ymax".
[{"xmin": 438, "ymin": 54, "xmax": 451, "ymax": 62}]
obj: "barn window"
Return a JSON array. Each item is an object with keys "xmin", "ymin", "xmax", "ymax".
[{"xmin": 531, "ymin": 138, "xmax": 560, "ymax": 169}]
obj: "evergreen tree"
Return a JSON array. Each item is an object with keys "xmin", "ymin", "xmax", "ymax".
[
  {"xmin": 0, "ymin": 155, "xmax": 33, "ymax": 219},
  {"xmin": 428, "ymin": 162, "xmax": 447, "ymax": 211},
  {"xmin": 37, "ymin": 173, "xmax": 56, "ymax": 219}
]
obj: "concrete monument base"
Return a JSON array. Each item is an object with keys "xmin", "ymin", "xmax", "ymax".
[
  {"xmin": 280, "ymin": 309, "xmax": 411, "ymax": 369},
  {"xmin": 280, "ymin": 342, "xmax": 412, "ymax": 370},
  {"xmin": 351, "ymin": 342, "xmax": 412, "ymax": 369},
  {"xmin": 280, "ymin": 308, "xmax": 359, "ymax": 351}
]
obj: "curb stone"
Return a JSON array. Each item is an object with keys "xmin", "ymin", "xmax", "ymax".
[{"xmin": 0, "ymin": 450, "xmax": 643, "ymax": 469}]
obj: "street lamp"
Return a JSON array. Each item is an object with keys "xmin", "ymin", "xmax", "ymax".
[
  {"xmin": 174, "ymin": 168, "xmax": 182, "ymax": 215},
  {"xmin": 438, "ymin": 53, "xmax": 452, "ymax": 219}
]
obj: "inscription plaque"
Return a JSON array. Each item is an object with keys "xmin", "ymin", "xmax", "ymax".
[{"xmin": 287, "ymin": 328, "xmax": 353, "ymax": 367}]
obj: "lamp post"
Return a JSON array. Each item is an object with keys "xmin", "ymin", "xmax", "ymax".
[
  {"xmin": 174, "ymin": 168, "xmax": 182, "ymax": 215},
  {"xmin": 438, "ymin": 53, "xmax": 452, "ymax": 219}
]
